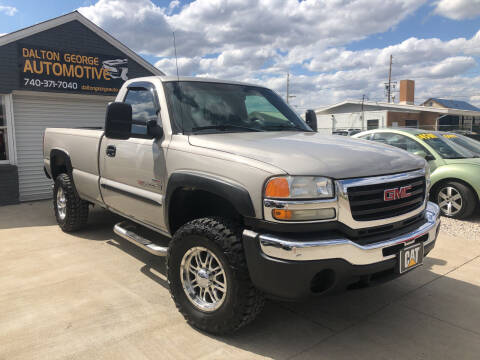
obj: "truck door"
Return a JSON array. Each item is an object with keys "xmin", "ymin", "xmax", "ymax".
[{"xmin": 99, "ymin": 83, "xmax": 168, "ymax": 231}]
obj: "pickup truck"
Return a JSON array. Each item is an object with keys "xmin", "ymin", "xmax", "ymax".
[{"xmin": 43, "ymin": 76, "xmax": 441, "ymax": 334}]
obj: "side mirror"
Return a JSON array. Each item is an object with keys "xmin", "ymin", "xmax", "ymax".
[
  {"xmin": 147, "ymin": 119, "xmax": 164, "ymax": 139},
  {"xmin": 305, "ymin": 109, "xmax": 318, "ymax": 132},
  {"xmin": 413, "ymin": 150, "xmax": 435, "ymax": 161},
  {"xmin": 105, "ymin": 102, "xmax": 132, "ymax": 140}
]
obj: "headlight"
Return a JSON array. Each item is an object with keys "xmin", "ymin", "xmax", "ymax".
[
  {"xmin": 264, "ymin": 176, "xmax": 334, "ymax": 199},
  {"xmin": 425, "ymin": 164, "xmax": 431, "ymax": 190}
]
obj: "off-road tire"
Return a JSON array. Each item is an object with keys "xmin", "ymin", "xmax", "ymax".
[
  {"xmin": 53, "ymin": 173, "xmax": 89, "ymax": 232},
  {"xmin": 167, "ymin": 217, "xmax": 265, "ymax": 334},
  {"xmin": 435, "ymin": 181, "xmax": 476, "ymax": 219}
]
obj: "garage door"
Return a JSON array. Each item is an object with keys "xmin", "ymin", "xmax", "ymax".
[{"xmin": 13, "ymin": 93, "xmax": 112, "ymax": 201}]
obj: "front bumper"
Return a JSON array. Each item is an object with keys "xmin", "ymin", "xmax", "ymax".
[{"xmin": 242, "ymin": 202, "xmax": 441, "ymax": 300}]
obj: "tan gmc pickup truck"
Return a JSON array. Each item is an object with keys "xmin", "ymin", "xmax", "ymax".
[{"xmin": 43, "ymin": 76, "xmax": 441, "ymax": 334}]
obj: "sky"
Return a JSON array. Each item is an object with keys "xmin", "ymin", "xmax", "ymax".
[{"xmin": 1, "ymin": 0, "xmax": 480, "ymax": 112}]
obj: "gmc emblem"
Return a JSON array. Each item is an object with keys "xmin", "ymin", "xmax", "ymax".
[{"xmin": 384, "ymin": 185, "xmax": 412, "ymax": 201}]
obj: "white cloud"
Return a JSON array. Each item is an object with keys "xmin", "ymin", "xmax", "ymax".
[
  {"xmin": 0, "ymin": 5, "xmax": 17, "ymax": 16},
  {"xmin": 79, "ymin": 0, "xmax": 480, "ymax": 110},
  {"xmin": 168, "ymin": 0, "xmax": 180, "ymax": 14},
  {"xmin": 433, "ymin": 0, "xmax": 480, "ymax": 20},
  {"xmin": 80, "ymin": 0, "xmax": 426, "ymax": 57}
]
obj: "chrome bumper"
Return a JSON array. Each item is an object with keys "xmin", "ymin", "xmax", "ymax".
[{"xmin": 244, "ymin": 201, "xmax": 440, "ymax": 266}]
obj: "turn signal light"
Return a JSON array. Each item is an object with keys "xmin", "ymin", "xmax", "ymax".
[
  {"xmin": 265, "ymin": 178, "xmax": 290, "ymax": 198},
  {"xmin": 272, "ymin": 209, "xmax": 292, "ymax": 220},
  {"xmin": 272, "ymin": 208, "xmax": 336, "ymax": 221}
]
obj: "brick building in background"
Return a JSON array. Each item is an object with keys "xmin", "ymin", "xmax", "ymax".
[{"xmin": 314, "ymin": 80, "xmax": 480, "ymax": 135}]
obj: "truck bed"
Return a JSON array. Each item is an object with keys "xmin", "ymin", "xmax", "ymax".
[{"xmin": 44, "ymin": 128, "xmax": 104, "ymax": 204}]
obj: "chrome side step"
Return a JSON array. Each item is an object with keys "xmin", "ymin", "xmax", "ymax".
[{"xmin": 114, "ymin": 221, "xmax": 168, "ymax": 256}]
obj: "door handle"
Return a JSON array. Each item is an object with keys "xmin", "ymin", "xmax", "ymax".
[{"xmin": 106, "ymin": 145, "xmax": 116, "ymax": 157}]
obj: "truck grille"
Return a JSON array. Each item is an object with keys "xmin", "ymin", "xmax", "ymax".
[{"xmin": 347, "ymin": 176, "xmax": 426, "ymax": 221}]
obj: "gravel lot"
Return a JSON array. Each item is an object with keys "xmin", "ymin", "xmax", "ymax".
[{"xmin": 439, "ymin": 210, "xmax": 480, "ymax": 241}]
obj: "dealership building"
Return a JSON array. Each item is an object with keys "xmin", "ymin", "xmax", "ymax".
[{"xmin": 0, "ymin": 11, "xmax": 163, "ymax": 204}]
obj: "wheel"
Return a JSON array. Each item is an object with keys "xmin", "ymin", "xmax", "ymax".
[
  {"xmin": 167, "ymin": 217, "xmax": 264, "ymax": 334},
  {"xmin": 435, "ymin": 181, "xmax": 476, "ymax": 219},
  {"xmin": 53, "ymin": 173, "xmax": 89, "ymax": 232}
]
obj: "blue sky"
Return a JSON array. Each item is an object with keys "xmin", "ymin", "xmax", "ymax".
[{"xmin": 1, "ymin": 0, "xmax": 480, "ymax": 109}]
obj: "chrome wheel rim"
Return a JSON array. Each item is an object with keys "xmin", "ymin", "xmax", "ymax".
[
  {"xmin": 56, "ymin": 187, "xmax": 67, "ymax": 220},
  {"xmin": 438, "ymin": 186, "xmax": 462, "ymax": 216},
  {"xmin": 180, "ymin": 246, "xmax": 227, "ymax": 312}
]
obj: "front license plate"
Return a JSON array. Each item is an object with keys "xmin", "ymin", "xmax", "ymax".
[{"xmin": 398, "ymin": 243, "xmax": 424, "ymax": 274}]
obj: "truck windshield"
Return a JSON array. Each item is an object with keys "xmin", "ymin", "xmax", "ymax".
[
  {"xmin": 418, "ymin": 133, "xmax": 478, "ymax": 159},
  {"xmin": 163, "ymin": 81, "xmax": 312, "ymax": 134}
]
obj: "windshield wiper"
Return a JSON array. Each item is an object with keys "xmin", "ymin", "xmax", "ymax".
[
  {"xmin": 190, "ymin": 125, "xmax": 263, "ymax": 133},
  {"xmin": 266, "ymin": 125, "xmax": 310, "ymax": 132}
]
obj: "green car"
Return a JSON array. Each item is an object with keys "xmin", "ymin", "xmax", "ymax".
[
  {"xmin": 353, "ymin": 128, "xmax": 480, "ymax": 219},
  {"xmin": 442, "ymin": 132, "xmax": 480, "ymax": 156}
]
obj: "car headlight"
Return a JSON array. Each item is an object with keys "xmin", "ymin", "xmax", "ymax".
[{"xmin": 264, "ymin": 176, "xmax": 334, "ymax": 199}]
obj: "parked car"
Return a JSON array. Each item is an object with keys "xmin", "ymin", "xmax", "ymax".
[
  {"xmin": 43, "ymin": 77, "xmax": 440, "ymax": 334},
  {"xmin": 332, "ymin": 128, "xmax": 362, "ymax": 136},
  {"xmin": 451, "ymin": 129, "xmax": 480, "ymax": 142},
  {"xmin": 440, "ymin": 132, "xmax": 480, "ymax": 156},
  {"xmin": 354, "ymin": 128, "xmax": 480, "ymax": 219}
]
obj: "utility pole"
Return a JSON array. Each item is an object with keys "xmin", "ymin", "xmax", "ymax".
[
  {"xmin": 361, "ymin": 94, "xmax": 366, "ymax": 129},
  {"xmin": 286, "ymin": 72, "xmax": 289, "ymax": 103},
  {"xmin": 387, "ymin": 54, "xmax": 393, "ymax": 103},
  {"xmin": 286, "ymin": 72, "xmax": 296, "ymax": 104}
]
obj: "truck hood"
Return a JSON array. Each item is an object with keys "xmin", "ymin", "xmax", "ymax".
[{"xmin": 188, "ymin": 132, "xmax": 425, "ymax": 179}]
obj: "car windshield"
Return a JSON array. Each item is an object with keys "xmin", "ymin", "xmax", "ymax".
[
  {"xmin": 441, "ymin": 133, "xmax": 480, "ymax": 156},
  {"xmin": 416, "ymin": 133, "xmax": 478, "ymax": 159},
  {"xmin": 163, "ymin": 81, "xmax": 312, "ymax": 134}
]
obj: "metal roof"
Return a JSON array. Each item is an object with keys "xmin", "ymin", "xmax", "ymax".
[
  {"xmin": 316, "ymin": 99, "xmax": 480, "ymax": 117},
  {"xmin": 426, "ymin": 98, "xmax": 480, "ymax": 112}
]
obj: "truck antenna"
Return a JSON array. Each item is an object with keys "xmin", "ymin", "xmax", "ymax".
[
  {"xmin": 172, "ymin": 31, "xmax": 184, "ymax": 134},
  {"xmin": 173, "ymin": 31, "xmax": 180, "ymax": 81}
]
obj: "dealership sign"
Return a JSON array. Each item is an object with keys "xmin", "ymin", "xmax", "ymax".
[{"xmin": 19, "ymin": 44, "xmax": 128, "ymax": 94}]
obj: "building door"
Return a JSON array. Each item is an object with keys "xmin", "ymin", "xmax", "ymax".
[{"xmin": 13, "ymin": 92, "xmax": 111, "ymax": 201}]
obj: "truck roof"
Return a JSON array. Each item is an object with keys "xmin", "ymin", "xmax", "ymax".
[{"xmin": 127, "ymin": 75, "xmax": 265, "ymax": 88}]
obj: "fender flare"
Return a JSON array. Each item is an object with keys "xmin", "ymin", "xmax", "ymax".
[
  {"xmin": 164, "ymin": 172, "xmax": 256, "ymax": 230},
  {"xmin": 50, "ymin": 149, "xmax": 73, "ymax": 178}
]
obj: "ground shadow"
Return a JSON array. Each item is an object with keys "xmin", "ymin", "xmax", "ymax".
[
  {"xmin": 0, "ymin": 200, "xmax": 58, "ymax": 229},
  {"xmin": 0, "ymin": 200, "xmax": 123, "ymax": 230}
]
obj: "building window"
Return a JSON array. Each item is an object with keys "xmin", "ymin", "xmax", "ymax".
[
  {"xmin": 405, "ymin": 119, "xmax": 418, "ymax": 128},
  {"xmin": 0, "ymin": 96, "xmax": 9, "ymax": 162},
  {"xmin": 367, "ymin": 119, "xmax": 379, "ymax": 130}
]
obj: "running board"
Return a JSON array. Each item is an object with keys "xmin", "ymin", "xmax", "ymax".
[{"xmin": 113, "ymin": 221, "xmax": 168, "ymax": 256}]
